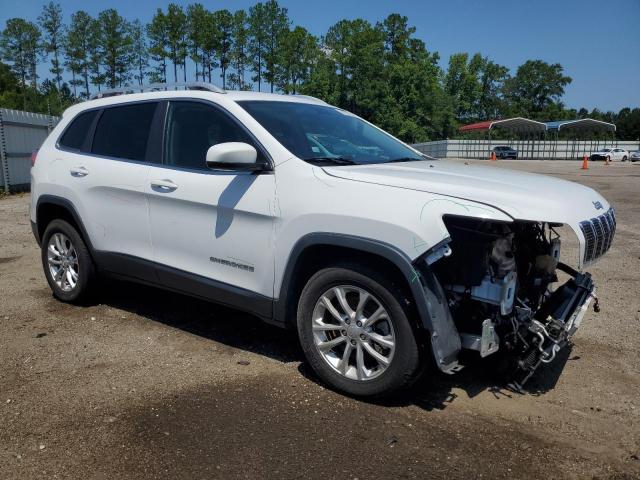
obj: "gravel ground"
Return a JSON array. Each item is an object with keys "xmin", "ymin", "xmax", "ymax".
[{"xmin": 1, "ymin": 160, "xmax": 639, "ymax": 479}]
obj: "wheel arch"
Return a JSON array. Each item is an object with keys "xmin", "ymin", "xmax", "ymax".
[
  {"xmin": 273, "ymin": 233, "xmax": 462, "ymax": 372},
  {"xmin": 36, "ymin": 195, "xmax": 95, "ymax": 256}
]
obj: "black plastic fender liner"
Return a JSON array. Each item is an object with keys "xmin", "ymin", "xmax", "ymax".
[
  {"xmin": 413, "ymin": 263, "xmax": 462, "ymax": 373},
  {"xmin": 274, "ymin": 232, "xmax": 462, "ymax": 373}
]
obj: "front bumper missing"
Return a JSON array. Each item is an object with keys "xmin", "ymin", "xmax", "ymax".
[{"xmin": 511, "ymin": 266, "xmax": 596, "ymax": 391}]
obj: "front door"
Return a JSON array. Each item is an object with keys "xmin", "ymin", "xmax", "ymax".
[{"xmin": 145, "ymin": 100, "xmax": 277, "ymax": 308}]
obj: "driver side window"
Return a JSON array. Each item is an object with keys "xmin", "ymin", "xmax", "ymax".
[{"xmin": 164, "ymin": 101, "xmax": 262, "ymax": 170}]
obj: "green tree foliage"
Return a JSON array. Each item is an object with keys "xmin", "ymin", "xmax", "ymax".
[
  {"xmin": 228, "ymin": 10, "xmax": 250, "ymax": 90},
  {"xmin": 0, "ymin": 61, "xmax": 74, "ymax": 114},
  {"xmin": 87, "ymin": 17, "xmax": 104, "ymax": 91},
  {"xmin": 38, "ymin": 2, "xmax": 65, "ymax": 92},
  {"xmin": 64, "ymin": 10, "xmax": 93, "ymax": 97},
  {"xmin": 247, "ymin": 2, "xmax": 268, "ymax": 91},
  {"xmin": 503, "ymin": 60, "xmax": 572, "ymax": 120},
  {"xmin": 262, "ymin": 0, "xmax": 289, "ymax": 93},
  {"xmin": 0, "ymin": 2, "xmax": 637, "ymax": 141},
  {"xmin": 147, "ymin": 9, "xmax": 169, "ymax": 83},
  {"xmin": 275, "ymin": 26, "xmax": 316, "ymax": 94},
  {"xmin": 186, "ymin": 3, "xmax": 208, "ymax": 82},
  {"xmin": 212, "ymin": 9, "xmax": 233, "ymax": 89},
  {"xmin": 445, "ymin": 52, "xmax": 509, "ymax": 123},
  {"xmin": 0, "ymin": 18, "xmax": 41, "ymax": 109},
  {"xmin": 165, "ymin": 4, "xmax": 188, "ymax": 82},
  {"xmin": 97, "ymin": 9, "xmax": 133, "ymax": 89},
  {"xmin": 616, "ymin": 109, "xmax": 640, "ymax": 140},
  {"xmin": 130, "ymin": 20, "xmax": 148, "ymax": 86}
]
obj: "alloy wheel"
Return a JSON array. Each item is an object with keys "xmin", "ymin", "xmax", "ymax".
[
  {"xmin": 47, "ymin": 232, "xmax": 79, "ymax": 292},
  {"xmin": 311, "ymin": 285, "xmax": 396, "ymax": 381}
]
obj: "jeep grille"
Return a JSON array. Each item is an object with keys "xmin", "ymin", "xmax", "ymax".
[{"xmin": 579, "ymin": 208, "xmax": 616, "ymax": 264}]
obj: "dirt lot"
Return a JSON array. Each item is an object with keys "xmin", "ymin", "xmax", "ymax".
[{"xmin": 1, "ymin": 160, "xmax": 639, "ymax": 479}]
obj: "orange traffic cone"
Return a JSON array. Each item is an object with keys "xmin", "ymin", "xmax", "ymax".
[
  {"xmin": 490, "ymin": 151, "xmax": 497, "ymax": 161},
  {"xmin": 581, "ymin": 155, "xmax": 589, "ymax": 170}
]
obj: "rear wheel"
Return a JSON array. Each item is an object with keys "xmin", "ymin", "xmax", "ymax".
[
  {"xmin": 297, "ymin": 265, "xmax": 421, "ymax": 397},
  {"xmin": 622, "ymin": 156, "xmax": 627, "ymax": 162},
  {"xmin": 41, "ymin": 219, "xmax": 95, "ymax": 302}
]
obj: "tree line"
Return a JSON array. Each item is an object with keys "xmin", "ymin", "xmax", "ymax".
[{"xmin": 1, "ymin": 1, "xmax": 638, "ymax": 142}]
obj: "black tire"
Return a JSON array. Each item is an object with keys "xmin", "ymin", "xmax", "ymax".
[
  {"xmin": 41, "ymin": 219, "xmax": 95, "ymax": 303},
  {"xmin": 622, "ymin": 156, "xmax": 627, "ymax": 162},
  {"xmin": 297, "ymin": 264, "xmax": 421, "ymax": 397}
]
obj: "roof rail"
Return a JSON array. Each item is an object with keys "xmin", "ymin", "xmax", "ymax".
[{"xmin": 90, "ymin": 81, "xmax": 225, "ymax": 100}]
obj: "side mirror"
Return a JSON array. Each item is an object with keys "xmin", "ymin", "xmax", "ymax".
[{"xmin": 206, "ymin": 142, "xmax": 264, "ymax": 171}]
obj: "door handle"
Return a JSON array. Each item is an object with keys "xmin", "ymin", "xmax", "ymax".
[
  {"xmin": 150, "ymin": 179, "xmax": 178, "ymax": 192},
  {"xmin": 70, "ymin": 166, "xmax": 89, "ymax": 177}
]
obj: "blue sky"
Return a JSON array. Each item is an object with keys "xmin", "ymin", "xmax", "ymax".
[{"xmin": 2, "ymin": 0, "xmax": 639, "ymax": 111}]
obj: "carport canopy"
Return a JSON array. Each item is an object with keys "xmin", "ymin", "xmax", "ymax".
[
  {"xmin": 544, "ymin": 118, "xmax": 616, "ymax": 133},
  {"xmin": 459, "ymin": 117, "xmax": 547, "ymax": 134}
]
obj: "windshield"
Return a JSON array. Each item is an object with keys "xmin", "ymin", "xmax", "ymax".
[
  {"xmin": 238, "ymin": 101, "xmax": 424, "ymax": 165},
  {"xmin": 598, "ymin": 148, "xmax": 611, "ymax": 152}
]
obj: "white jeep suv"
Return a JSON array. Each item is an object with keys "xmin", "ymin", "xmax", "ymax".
[{"xmin": 30, "ymin": 83, "xmax": 614, "ymax": 396}]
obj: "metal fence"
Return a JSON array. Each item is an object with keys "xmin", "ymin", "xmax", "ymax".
[
  {"xmin": 413, "ymin": 139, "xmax": 640, "ymax": 159},
  {"xmin": 0, "ymin": 109, "xmax": 59, "ymax": 192}
]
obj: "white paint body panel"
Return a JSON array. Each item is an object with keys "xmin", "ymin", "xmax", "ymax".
[
  {"xmin": 31, "ymin": 89, "xmax": 612, "ymax": 301},
  {"xmin": 145, "ymin": 166, "xmax": 277, "ymax": 297}
]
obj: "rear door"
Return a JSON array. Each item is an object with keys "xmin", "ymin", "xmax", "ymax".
[
  {"xmin": 145, "ymin": 100, "xmax": 277, "ymax": 309},
  {"xmin": 61, "ymin": 101, "xmax": 159, "ymax": 277}
]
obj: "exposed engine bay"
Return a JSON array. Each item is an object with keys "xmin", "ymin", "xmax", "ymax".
[{"xmin": 431, "ymin": 215, "xmax": 598, "ymax": 390}]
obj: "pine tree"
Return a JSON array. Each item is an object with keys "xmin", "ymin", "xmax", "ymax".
[
  {"xmin": 87, "ymin": 17, "xmax": 104, "ymax": 91},
  {"xmin": 38, "ymin": 2, "xmax": 65, "ymax": 92},
  {"xmin": 64, "ymin": 11, "xmax": 93, "ymax": 98},
  {"xmin": 262, "ymin": 0, "xmax": 289, "ymax": 93},
  {"xmin": 212, "ymin": 9, "xmax": 233, "ymax": 89},
  {"xmin": 229, "ymin": 9, "xmax": 250, "ymax": 90},
  {"xmin": 147, "ymin": 9, "xmax": 169, "ymax": 83},
  {"xmin": 129, "ymin": 20, "xmax": 148, "ymax": 86},
  {"xmin": 0, "ymin": 18, "xmax": 41, "ymax": 109},
  {"xmin": 165, "ymin": 4, "xmax": 187, "ymax": 82},
  {"xmin": 186, "ymin": 3, "xmax": 208, "ymax": 82},
  {"xmin": 276, "ymin": 27, "xmax": 317, "ymax": 94},
  {"xmin": 97, "ymin": 9, "xmax": 133, "ymax": 89},
  {"xmin": 247, "ymin": 2, "xmax": 267, "ymax": 91}
]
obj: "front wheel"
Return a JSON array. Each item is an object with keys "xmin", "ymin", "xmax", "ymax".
[
  {"xmin": 622, "ymin": 156, "xmax": 627, "ymax": 162},
  {"xmin": 297, "ymin": 265, "xmax": 422, "ymax": 397},
  {"xmin": 41, "ymin": 219, "xmax": 95, "ymax": 302}
]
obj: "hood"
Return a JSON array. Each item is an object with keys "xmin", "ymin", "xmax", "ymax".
[{"xmin": 321, "ymin": 160, "xmax": 609, "ymax": 224}]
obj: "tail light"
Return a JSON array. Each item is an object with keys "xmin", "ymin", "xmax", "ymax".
[{"xmin": 30, "ymin": 149, "xmax": 39, "ymax": 167}]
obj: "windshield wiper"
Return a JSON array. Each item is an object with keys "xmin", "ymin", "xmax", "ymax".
[{"xmin": 305, "ymin": 156, "xmax": 357, "ymax": 166}]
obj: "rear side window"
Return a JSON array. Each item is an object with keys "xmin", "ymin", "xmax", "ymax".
[
  {"xmin": 92, "ymin": 102, "xmax": 157, "ymax": 161},
  {"xmin": 59, "ymin": 110, "xmax": 98, "ymax": 150}
]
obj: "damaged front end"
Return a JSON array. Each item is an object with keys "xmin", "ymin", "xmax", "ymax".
[{"xmin": 419, "ymin": 213, "xmax": 612, "ymax": 390}]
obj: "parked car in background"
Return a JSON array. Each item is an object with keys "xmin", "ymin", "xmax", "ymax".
[
  {"xmin": 590, "ymin": 147, "xmax": 629, "ymax": 162},
  {"xmin": 492, "ymin": 145, "xmax": 518, "ymax": 159},
  {"xmin": 629, "ymin": 150, "xmax": 640, "ymax": 162}
]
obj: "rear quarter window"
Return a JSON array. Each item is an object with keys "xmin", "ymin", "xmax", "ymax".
[
  {"xmin": 58, "ymin": 110, "xmax": 98, "ymax": 150},
  {"xmin": 91, "ymin": 102, "xmax": 158, "ymax": 161}
]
